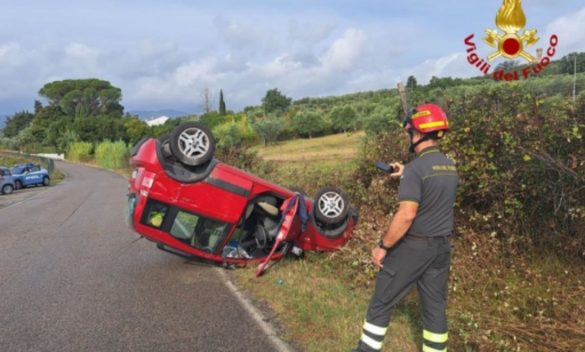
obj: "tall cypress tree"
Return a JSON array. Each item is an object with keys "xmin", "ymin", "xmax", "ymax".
[{"xmin": 219, "ymin": 89, "xmax": 226, "ymax": 116}]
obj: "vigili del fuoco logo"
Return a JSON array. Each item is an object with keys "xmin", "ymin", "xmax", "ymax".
[{"xmin": 464, "ymin": 0, "xmax": 559, "ymax": 81}]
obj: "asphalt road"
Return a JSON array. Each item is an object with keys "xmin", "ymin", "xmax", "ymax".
[{"xmin": 0, "ymin": 161, "xmax": 283, "ymax": 352}]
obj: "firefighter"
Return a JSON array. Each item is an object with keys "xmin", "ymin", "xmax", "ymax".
[{"xmin": 354, "ymin": 103, "xmax": 458, "ymax": 352}]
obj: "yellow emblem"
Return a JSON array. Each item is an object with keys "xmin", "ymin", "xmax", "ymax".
[{"xmin": 484, "ymin": 0, "xmax": 539, "ymax": 63}]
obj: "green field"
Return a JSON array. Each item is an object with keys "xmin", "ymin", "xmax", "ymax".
[
  {"xmin": 251, "ymin": 132, "xmax": 364, "ymax": 196},
  {"xmin": 253, "ymin": 131, "xmax": 365, "ymax": 162}
]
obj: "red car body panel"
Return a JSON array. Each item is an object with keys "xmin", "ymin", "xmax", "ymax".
[{"xmin": 127, "ymin": 138, "xmax": 357, "ymax": 265}]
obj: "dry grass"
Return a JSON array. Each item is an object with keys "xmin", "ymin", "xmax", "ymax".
[
  {"xmin": 254, "ymin": 132, "xmax": 365, "ymax": 162},
  {"xmin": 234, "ymin": 254, "xmax": 420, "ymax": 352}
]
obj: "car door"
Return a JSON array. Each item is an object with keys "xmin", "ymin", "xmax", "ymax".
[{"xmin": 23, "ymin": 166, "xmax": 42, "ymax": 185}]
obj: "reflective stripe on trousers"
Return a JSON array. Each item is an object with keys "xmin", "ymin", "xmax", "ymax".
[
  {"xmin": 359, "ymin": 321, "xmax": 387, "ymax": 350},
  {"xmin": 423, "ymin": 329, "xmax": 448, "ymax": 351}
]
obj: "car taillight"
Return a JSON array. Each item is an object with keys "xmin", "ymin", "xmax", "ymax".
[{"xmin": 140, "ymin": 171, "xmax": 156, "ymax": 197}]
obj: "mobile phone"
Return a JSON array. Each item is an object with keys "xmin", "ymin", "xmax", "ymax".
[{"xmin": 375, "ymin": 161, "xmax": 394, "ymax": 174}]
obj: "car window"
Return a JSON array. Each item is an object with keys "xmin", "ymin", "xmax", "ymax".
[
  {"xmin": 30, "ymin": 166, "xmax": 41, "ymax": 172},
  {"xmin": 170, "ymin": 210, "xmax": 228, "ymax": 253},
  {"xmin": 144, "ymin": 202, "xmax": 169, "ymax": 229},
  {"xmin": 12, "ymin": 167, "xmax": 25, "ymax": 174}
]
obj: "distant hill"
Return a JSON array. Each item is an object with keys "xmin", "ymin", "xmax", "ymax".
[{"xmin": 128, "ymin": 109, "xmax": 190, "ymax": 120}]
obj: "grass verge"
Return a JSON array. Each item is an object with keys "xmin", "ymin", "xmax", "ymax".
[{"xmin": 234, "ymin": 254, "xmax": 420, "ymax": 352}]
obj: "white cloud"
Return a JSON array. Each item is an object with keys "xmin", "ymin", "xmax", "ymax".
[
  {"xmin": 0, "ymin": 43, "xmax": 24, "ymax": 68},
  {"xmin": 409, "ymin": 53, "xmax": 471, "ymax": 83},
  {"xmin": 320, "ymin": 28, "xmax": 367, "ymax": 72},
  {"xmin": 65, "ymin": 43, "xmax": 98, "ymax": 61},
  {"xmin": 545, "ymin": 6, "xmax": 585, "ymax": 54}
]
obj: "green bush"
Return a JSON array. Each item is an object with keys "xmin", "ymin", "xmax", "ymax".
[
  {"xmin": 353, "ymin": 81, "xmax": 585, "ymax": 257},
  {"xmin": 95, "ymin": 140, "xmax": 129, "ymax": 169},
  {"xmin": 67, "ymin": 142, "xmax": 93, "ymax": 162}
]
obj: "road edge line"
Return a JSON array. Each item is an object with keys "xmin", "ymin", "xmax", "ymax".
[{"xmin": 215, "ymin": 268, "xmax": 296, "ymax": 352}]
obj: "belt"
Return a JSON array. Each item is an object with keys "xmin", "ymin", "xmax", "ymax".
[{"xmin": 405, "ymin": 234, "xmax": 450, "ymax": 241}]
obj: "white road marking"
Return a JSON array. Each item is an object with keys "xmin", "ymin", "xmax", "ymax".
[{"xmin": 215, "ymin": 268, "xmax": 296, "ymax": 352}]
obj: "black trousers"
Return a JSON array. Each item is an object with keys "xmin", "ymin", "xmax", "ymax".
[{"xmin": 356, "ymin": 236, "xmax": 451, "ymax": 352}]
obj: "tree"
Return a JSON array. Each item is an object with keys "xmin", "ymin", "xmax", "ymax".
[
  {"xmin": 252, "ymin": 116, "xmax": 284, "ymax": 146},
  {"xmin": 406, "ymin": 75, "xmax": 418, "ymax": 90},
  {"xmin": 3, "ymin": 111, "xmax": 35, "ymax": 138},
  {"xmin": 495, "ymin": 60, "xmax": 520, "ymax": 72},
  {"xmin": 262, "ymin": 88, "xmax": 292, "ymax": 114},
  {"xmin": 292, "ymin": 111, "xmax": 328, "ymax": 138},
  {"xmin": 329, "ymin": 105, "xmax": 357, "ymax": 133},
  {"xmin": 219, "ymin": 89, "xmax": 226, "ymax": 116},
  {"xmin": 124, "ymin": 117, "xmax": 150, "ymax": 145},
  {"xmin": 39, "ymin": 79, "xmax": 123, "ymax": 118},
  {"xmin": 200, "ymin": 111, "xmax": 228, "ymax": 130},
  {"xmin": 200, "ymin": 87, "xmax": 213, "ymax": 114},
  {"xmin": 213, "ymin": 121, "xmax": 243, "ymax": 148}
]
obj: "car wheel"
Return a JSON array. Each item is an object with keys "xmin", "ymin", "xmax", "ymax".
[
  {"xmin": 170, "ymin": 122, "xmax": 216, "ymax": 166},
  {"xmin": 15, "ymin": 180, "xmax": 22, "ymax": 190},
  {"xmin": 158, "ymin": 133, "xmax": 173, "ymax": 159},
  {"xmin": 2, "ymin": 184, "xmax": 14, "ymax": 195},
  {"xmin": 43, "ymin": 176, "xmax": 50, "ymax": 186},
  {"xmin": 314, "ymin": 187, "xmax": 350, "ymax": 225}
]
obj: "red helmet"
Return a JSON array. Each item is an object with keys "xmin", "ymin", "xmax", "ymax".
[{"xmin": 403, "ymin": 103, "xmax": 449, "ymax": 137}]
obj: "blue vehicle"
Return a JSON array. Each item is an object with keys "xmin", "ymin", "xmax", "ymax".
[
  {"xmin": 11, "ymin": 163, "xmax": 51, "ymax": 189},
  {"xmin": 0, "ymin": 167, "xmax": 16, "ymax": 195}
]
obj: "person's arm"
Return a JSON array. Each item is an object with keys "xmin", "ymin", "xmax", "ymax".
[
  {"xmin": 371, "ymin": 202, "xmax": 418, "ymax": 268},
  {"xmin": 371, "ymin": 162, "xmax": 421, "ymax": 268},
  {"xmin": 381, "ymin": 201, "xmax": 418, "ymax": 247}
]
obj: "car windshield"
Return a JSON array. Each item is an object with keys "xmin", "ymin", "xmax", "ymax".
[{"xmin": 11, "ymin": 167, "xmax": 25, "ymax": 175}]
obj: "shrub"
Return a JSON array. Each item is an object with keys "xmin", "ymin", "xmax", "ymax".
[
  {"xmin": 353, "ymin": 82, "xmax": 585, "ymax": 257},
  {"xmin": 67, "ymin": 142, "xmax": 94, "ymax": 162},
  {"xmin": 95, "ymin": 140, "xmax": 129, "ymax": 169}
]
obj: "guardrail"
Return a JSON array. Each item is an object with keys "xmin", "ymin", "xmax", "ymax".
[{"xmin": 0, "ymin": 150, "xmax": 59, "ymax": 176}]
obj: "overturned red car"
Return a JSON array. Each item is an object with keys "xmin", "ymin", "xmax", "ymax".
[{"xmin": 127, "ymin": 122, "xmax": 358, "ymax": 275}]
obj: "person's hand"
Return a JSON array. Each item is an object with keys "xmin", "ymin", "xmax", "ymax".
[
  {"xmin": 371, "ymin": 247, "xmax": 387, "ymax": 268},
  {"xmin": 390, "ymin": 163, "xmax": 405, "ymax": 178}
]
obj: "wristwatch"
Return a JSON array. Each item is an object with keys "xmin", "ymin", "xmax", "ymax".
[{"xmin": 378, "ymin": 240, "xmax": 392, "ymax": 251}]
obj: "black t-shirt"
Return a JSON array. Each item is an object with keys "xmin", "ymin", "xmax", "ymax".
[{"xmin": 398, "ymin": 146, "xmax": 459, "ymax": 237}]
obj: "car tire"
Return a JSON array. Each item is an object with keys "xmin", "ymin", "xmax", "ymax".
[
  {"xmin": 158, "ymin": 133, "xmax": 173, "ymax": 159},
  {"xmin": 43, "ymin": 176, "xmax": 50, "ymax": 186},
  {"xmin": 314, "ymin": 186, "xmax": 350, "ymax": 225},
  {"xmin": 2, "ymin": 184, "xmax": 14, "ymax": 195},
  {"xmin": 170, "ymin": 122, "xmax": 216, "ymax": 166},
  {"xmin": 15, "ymin": 180, "xmax": 22, "ymax": 190}
]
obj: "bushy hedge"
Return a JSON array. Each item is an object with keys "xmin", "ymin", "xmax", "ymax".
[
  {"xmin": 353, "ymin": 82, "xmax": 585, "ymax": 257},
  {"xmin": 95, "ymin": 140, "xmax": 129, "ymax": 169},
  {"xmin": 67, "ymin": 142, "xmax": 93, "ymax": 162}
]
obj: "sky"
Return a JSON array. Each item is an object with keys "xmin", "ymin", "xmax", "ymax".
[{"xmin": 1, "ymin": 0, "xmax": 584, "ymax": 115}]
